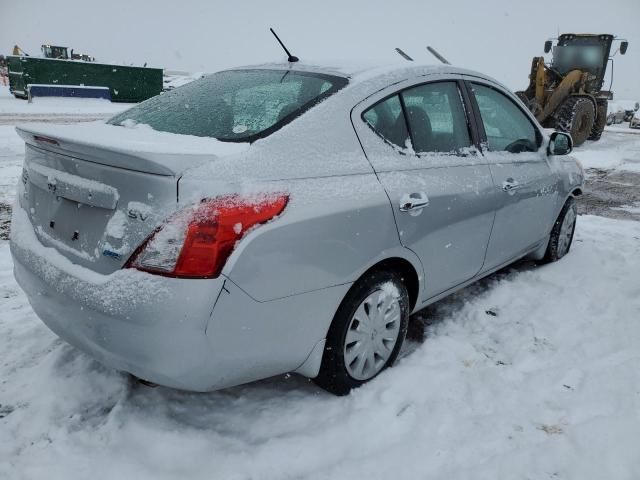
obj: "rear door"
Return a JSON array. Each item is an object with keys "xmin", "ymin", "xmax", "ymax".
[
  {"xmin": 464, "ymin": 79, "xmax": 560, "ymax": 270},
  {"xmin": 352, "ymin": 75, "xmax": 498, "ymax": 300}
]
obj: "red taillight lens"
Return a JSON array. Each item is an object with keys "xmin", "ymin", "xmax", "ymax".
[{"xmin": 126, "ymin": 193, "xmax": 288, "ymax": 279}]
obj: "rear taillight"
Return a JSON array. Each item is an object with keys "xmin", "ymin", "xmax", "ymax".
[{"xmin": 126, "ymin": 193, "xmax": 288, "ymax": 279}]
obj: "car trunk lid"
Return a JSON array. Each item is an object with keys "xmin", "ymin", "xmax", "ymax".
[{"xmin": 16, "ymin": 123, "xmax": 248, "ymax": 275}]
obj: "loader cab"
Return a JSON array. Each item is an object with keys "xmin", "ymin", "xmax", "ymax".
[{"xmin": 549, "ymin": 34, "xmax": 614, "ymax": 91}]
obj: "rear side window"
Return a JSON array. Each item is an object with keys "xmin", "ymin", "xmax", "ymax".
[
  {"xmin": 363, "ymin": 95, "xmax": 410, "ymax": 149},
  {"xmin": 362, "ymin": 82, "xmax": 472, "ymax": 154},
  {"xmin": 108, "ymin": 69, "xmax": 348, "ymax": 142},
  {"xmin": 401, "ymin": 82, "xmax": 472, "ymax": 153},
  {"xmin": 471, "ymin": 83, "xmax": 540, "ymax": 153}
]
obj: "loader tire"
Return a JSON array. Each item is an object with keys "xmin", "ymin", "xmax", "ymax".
[
  {"xmin": 554, "ymin": 97, "xmax": 595, "ymax": 147},
  {"xmin": 588, "ymin": 99, "xmax": 608, "ymax": 141}
]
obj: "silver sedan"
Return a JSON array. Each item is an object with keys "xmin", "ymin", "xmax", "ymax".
[{"xmin": 10, "ymin": 62, "xmax": 583, "ymax": 395}]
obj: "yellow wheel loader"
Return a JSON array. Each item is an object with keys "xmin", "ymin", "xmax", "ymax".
[{"xmin": 516, "ymin": 34, "xmax": 628, "ymax": 146}]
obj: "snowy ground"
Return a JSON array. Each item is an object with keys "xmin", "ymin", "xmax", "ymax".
[
  {"xmin": 580, "ymin": 126, "xmax": 640, "ymax": 172},
  {"xmin": 1, "ymin": 96, "xmax": 640, "ymax": 479},
  {"xmin": 575, "ymin": 128, "xmax": 640, "ymax": 221}
]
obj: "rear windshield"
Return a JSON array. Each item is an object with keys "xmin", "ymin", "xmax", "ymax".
[{"xmin": 108, "ymin": 69, "xmax": 348, "ymax": 142}]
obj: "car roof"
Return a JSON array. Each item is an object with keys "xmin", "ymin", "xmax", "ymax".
[{"xmin": 227, "ymin": 60, "xmax": 497, "ymax": 86}]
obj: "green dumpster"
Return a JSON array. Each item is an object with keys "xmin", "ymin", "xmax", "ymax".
[{"xmin": 7, "ymin": 56, "xmax": 163, "ymax": 103}]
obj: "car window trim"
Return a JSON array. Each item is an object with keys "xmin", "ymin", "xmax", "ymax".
[
  {"xmin": 360, "ymin": 79, "xmax": 480, "ymax": 157},
  {"xmin": 456, "ymin": 79, "xmax": 483, "ymax": 149},
  {"xmin": 463, "ymin": 79, "xmax": 543, "ymax": 152},
  {"xmin": 397, "ymin": 93, "xmax": 416, "ymax": 152}
]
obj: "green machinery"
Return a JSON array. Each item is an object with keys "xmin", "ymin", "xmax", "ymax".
[{"xmin": 7, "ymin": 44, "xmax": 163, "ymax": 103}]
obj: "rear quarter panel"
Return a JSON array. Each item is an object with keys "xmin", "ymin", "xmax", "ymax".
[{"xmin": 223, "ymin": 174, "xmax": 405, "ymax": 301}]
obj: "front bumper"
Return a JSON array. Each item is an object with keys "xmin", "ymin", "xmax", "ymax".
[{"xmin": 10, "ymin": 204, "xmax": 347, "ymax": 391}]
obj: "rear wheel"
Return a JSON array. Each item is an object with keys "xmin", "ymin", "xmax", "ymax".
[
  {"xmin": 543, "ymin": 197, "xmax": 577, "ymax": 263},
  {"xmin": 314, "ymin": 271, "xmax": 409, "ymax": 395},
  {"xmin": 588, "ymin": 99, "xmax": 608, "ymax": 141},
  {"xmin": 554, "ymin": 97, "xmax": 595, "ymax": 147}
]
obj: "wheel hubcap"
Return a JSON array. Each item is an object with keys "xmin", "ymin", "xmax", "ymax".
[
  {"xmin": 344, "ymin": 288, "xmax": 401, "ymax": 381},
  {"xmin": 557, "ymin": 208, "xmax": 576, "ymax": 256}
]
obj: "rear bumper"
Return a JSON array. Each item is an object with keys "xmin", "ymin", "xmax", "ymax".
[
  {"xmin": 11, "ymin": 203, "xmax": 347, "ymax": 391},
  {"xmin": 12, "ymin": 240, "xmax": 226, "ymax": 391}
]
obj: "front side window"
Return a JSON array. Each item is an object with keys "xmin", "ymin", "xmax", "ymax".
[
  {"xmin": 471, "ymin": 83, "xmax": 539, "ymax": 153},
  {"xmin": 401, "ymin": 82, "xmax": 472, "ymax": 154},
  {"xmin": 108, "ymin": 69, "xmax": 348, "ymax": 142}
]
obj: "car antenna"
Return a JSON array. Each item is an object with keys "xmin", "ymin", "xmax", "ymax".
[
  {"xmin": 270, "ymin": 28, "xmax": 299, "ymax": 63},
  {"xmin": 426, "ymin": 46, "xmax": 451, "ymax": 65},
  {"xmin": 395, "ymin": 48, "xmax": 414, "ymax": 61}
]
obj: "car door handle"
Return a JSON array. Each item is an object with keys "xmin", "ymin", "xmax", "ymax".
[
  {"xmin": 399, "ymin": 192, "xmax": 430, "ymax": 212},
  {"xmin": 502, "ymin": 179, "xmax": 521, "ymax": 192}
]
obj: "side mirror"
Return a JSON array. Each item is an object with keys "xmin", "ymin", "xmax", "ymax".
[
  {"xmin": 620, "ymin": 41, "xmax": 628, "ymax": 55},
  {"xmin": 548, "ymin": 131, "xmax": 573, "ymax": 156},
  {"xmin": 544, "ymin": 40, "xmax": 552, "ymax": 53}
]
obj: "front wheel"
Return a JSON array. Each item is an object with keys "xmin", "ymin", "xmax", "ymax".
[
  {"xmin": 314, "ymin": 271, "xmax": 409, "ymax": 395},
  {"xmin": 543, "ymin": 197, "xmax": 577, "ymax": 263}
]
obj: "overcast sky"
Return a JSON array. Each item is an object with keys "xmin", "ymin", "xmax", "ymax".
[{"xmin": 1, "ymin": 0, "xmax": 638, "ymax": 99}]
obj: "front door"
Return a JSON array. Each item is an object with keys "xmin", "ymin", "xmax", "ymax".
[
  {"xmin": 352, "ymin": 77, "xmax": 498, "ymax": 301},
  {"xmin": 465, "ymin": 79, "xmax": 560, "ymax": 271}
]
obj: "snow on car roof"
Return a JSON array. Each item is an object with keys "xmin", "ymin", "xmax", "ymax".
[{"xmin": 227, "ymin": 60, "xmax": 494, "ymax": 85}]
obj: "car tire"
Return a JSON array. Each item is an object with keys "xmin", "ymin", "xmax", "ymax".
[
  {"xmin": 314, "ymin": 270, "xmax": 410, "ymax": 396},
  {"xmin": 543, "ymin": 197, "xmax": 577, "ymax": 263}
]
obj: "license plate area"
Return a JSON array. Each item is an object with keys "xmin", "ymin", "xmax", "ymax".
[{"xmin": 28, "ymin": 182, "xmax": 112, "ymax": 261}]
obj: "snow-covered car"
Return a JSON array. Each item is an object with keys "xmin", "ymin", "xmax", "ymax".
[
  {"xmin": 631, "ymin": 111, "xmax": 640, "ymax": 129},
  {"xmin": 10, "ymin": 62, "xmax": 584, "ymax": 395},
  {"xmin": 620, "ymin": 100, "xmax": 639, "ymax": 122},
  {"xmin": 607, "ymin": 102, "xmax": 626, "ymax": 125}
]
